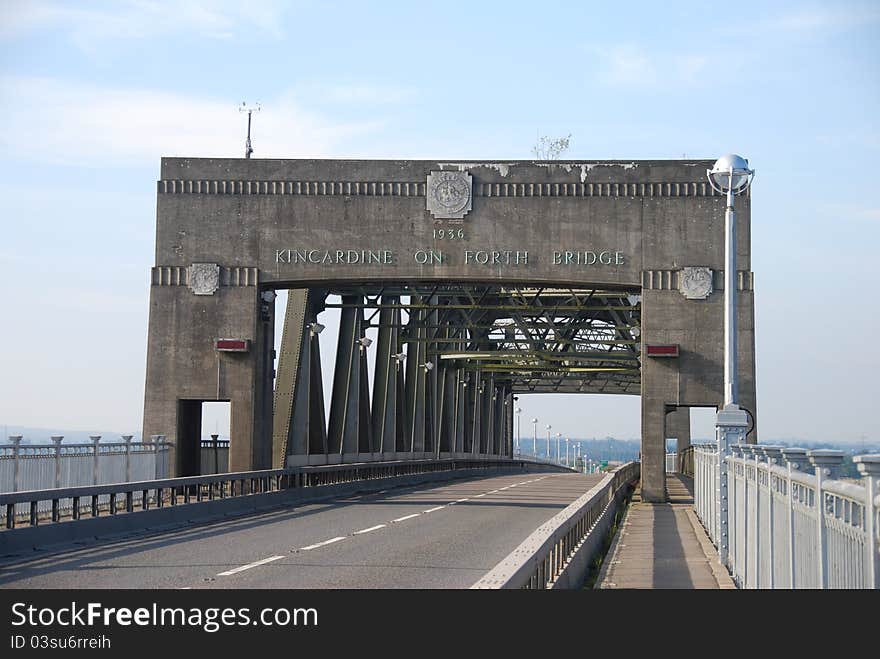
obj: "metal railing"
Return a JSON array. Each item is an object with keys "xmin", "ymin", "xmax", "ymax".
[
  {"xmin": 679, "ymin": 445, "xmax": 695, "ymax": 478},
  {"xmin": 1, "ymin": 457, "xmax": 550, "ymax": 531},
  {"xmin": 665, "ymin": 452, "xmax": 677, "ymax": 474},
  {"xmin": 694, "ymin": 443, "xmax": 880, "ymax": 589},
  {"xmin": 200, "ymin": 436, "xmax": 229, "ymax": 475},
  {"xmin": 1, "ymin": 436, "xmax": 172, "ymax": 516},
  {"xmin": 472, "ymin": 461, "xmax": 640, "ymax": 589}
]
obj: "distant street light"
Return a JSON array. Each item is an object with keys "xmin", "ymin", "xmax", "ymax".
[
  {"xmin": 515, "ymin": 407, "xmax": 522, "ymax": 457},
  {"xmin": 546, "ymin": 425, "xmax": 552, "ymax": 460},
  {"xmin": 532, "ymin": 418, "xmax": 538, "ymax": 457}
]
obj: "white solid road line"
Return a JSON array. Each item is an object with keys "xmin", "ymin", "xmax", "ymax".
[
  {"xmin": 353, "ymin": 524, "xmax": 386, "ymax": 535},
  {"xmin": 392, "ymin": 513, "xmax": 420, "ymax": 523},
  {"xmin": 422, "ymin": 506, "xmax": 445, "ymax": 514},
  {"xmin": 299, "ymin": 536, "xmax": 347, "ymax": 551},
  {"xmin": 473, "ymin": 493, "xmax": 486, "ymax": 498},
  {"xmin": 217, "ymin": 555, "xmax": 285, "ymax": 577}
]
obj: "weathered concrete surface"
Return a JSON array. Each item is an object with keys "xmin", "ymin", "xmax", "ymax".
[
  {"xmin": 595, "ymin": 475, "xmax": 735, "ymax": 588},
  {"xmin": 143, "ymin": 159, "xmax": 757, "ymax": 498}
]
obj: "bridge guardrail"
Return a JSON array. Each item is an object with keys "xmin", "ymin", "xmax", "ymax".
[
  {"xmin": 694, "ymin": 444, "xmax": 880, "ymax": 589},
  {"xmin": 472, "ymin": 461, "xmax": 639, "ymax": 589},
  {"xmin": 679, "ymin": 445, "xmax": 695, "ymax": 478},
  {"xmin": 1, "ymin": 457, "xmax": 563, "ymax": 531}
]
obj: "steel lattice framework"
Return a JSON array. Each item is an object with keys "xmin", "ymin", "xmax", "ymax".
[
  {"xmin": 323, "ymin": 283, "xmax": 642, "ymax": 395},
  {"xmin": 272, "ymin": 282, "xmax": 641, "ymax": 466}
]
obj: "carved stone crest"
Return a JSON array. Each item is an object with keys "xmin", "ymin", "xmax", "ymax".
[
  {"xmin": 426, "ymin": 170, "xmax": 472, "ymax": 219},
  {"xmin": 188, "ymin": 263, "xmax": 220, "ymax": 296},
  {"xmin": 679, "ymin": 266, "xmax": 713, "ymax": 300}
]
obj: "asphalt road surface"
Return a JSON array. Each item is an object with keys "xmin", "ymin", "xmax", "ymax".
[{"xmin": 0, "ymin": 471, "xmax": 602, "ymax": 589}]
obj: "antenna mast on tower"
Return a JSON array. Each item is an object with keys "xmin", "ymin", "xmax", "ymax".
[{"xmin": 239, "ymin": 102, "xmax": 261, "ymax": 158}]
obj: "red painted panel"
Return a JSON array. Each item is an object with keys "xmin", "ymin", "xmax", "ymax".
[
  {"xmin": 215, "ymin": 339, "xmax": 249, "ymax": 352},
  {"xmin": 646, "ymin": 344, "xmax": 679, "ymax": 357}
]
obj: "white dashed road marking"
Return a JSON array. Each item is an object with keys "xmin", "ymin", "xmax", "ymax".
[
  {"xmin": 353, "ymin": 524, "xmax": 386, "ymax": 535},
  {"xmin": 217, "ymin": 555, "xmax": 285, "ymax": 577},
  {"xmin": 392, "ymin": 513, "xmax": 420, "ymax": 523},
  {"xmin": 299, "ymin": 536, "xmax": 347, "ymax": 551}
]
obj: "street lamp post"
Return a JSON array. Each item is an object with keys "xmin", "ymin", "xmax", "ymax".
[
  {"xmin": 556, "ymin": 433, "xmax": 562, "ymax": 465},
  {"xmin": 532, "ymin": 418, "xmax": 538, "ymax": 457},
  {"xmin": 546, "ymin": 425, "xmax": 552, "ymax": 460},
  {"xmin": 707, "ymin": 153, "xmax": 754, "ymax": 565},
  {"xmin": 515, "ymin": 407, "xmax": 522, "ymax": 457}
]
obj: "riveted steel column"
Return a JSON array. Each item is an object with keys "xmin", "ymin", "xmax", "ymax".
[
  {"xmin": 371, "ymin": 298, "xmax": 401, "ymax": 454},
  {"xmin": 437, "ymin": 363, "xmax": 453, "ymax": 453},
  {"xmin": 306, "ymin": 330, "xmax": 327, "ymax": 455},
  {"xmin": 273, "ymin": 289, "xmax": 307, "ymax": 466},
  {"xmin": 328, "ymin": 295, "xmax": 368, "ymax": 456},
  {"xmin": 274, "ymin": 290, "xmax": 327, "ymax": 466},
  {"xmin": 357, "ymin": 335, "xmax": 373, "ymax": 454},
  {"xmin": 458, "ymin": 370, "xmax": 470, "ymax": 453},
  {"xmin": 479, "ymin": 376, "xmax": 493, "ymax": 454},
  {"xmin": 505, "ymin": 391, "xmax": 514, "ymax": 457},
  {"xmin": 424, "ymin": 294, "xmax": 439, "ymax": 456},
  {"xmin": 404, "ymin": 298, "xmax": 427, "ymax": 454},
  {"xmin": 468, "ymin": 371, "xmax": 481, "ymax": 455}
]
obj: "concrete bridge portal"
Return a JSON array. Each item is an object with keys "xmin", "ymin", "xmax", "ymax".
[{"xmin": 143, "ymin": 158, "xmax": 756, "ymax": 501}]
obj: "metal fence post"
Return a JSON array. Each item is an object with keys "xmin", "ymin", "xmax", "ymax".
[
  {"xmin": 808, "ymin": 449, "xmax": 844, "ymax": 589},
  {"xmin": 728, "ymin": 444, "xmax": 741, "ymax": 577},
  {"xmin": 151, "ymin": 435, "xmax": 163, "ymax": 479},
  {"xmin": 122, "ymin": 435, "xmax": 133, "ymax": 482},
  {"xmin": 51, "ymin": 435, "xmax": 63, "ymax": 489},
  {"xmin": 715, "ymin": 407, "xmax": 747, "ymax": 567},
  {"xmin": 89, "ymin": 435, "xmax": 101, "ymax": 485},
  {"xmin": 781, "ymin": 448, "xmax": 808, "ymax": 588},
  {"xmin": 761, "ymin": 446, "xmax": 783, "ymax": 588},
  {"xmin": 853, "ymin": 455, "xmax": 880, "ymax": 589},
  {"xmin": 9, "ymin": 435, "xmax": 23, "ymax": 492},
  {"xmin": 211, "ymin": 434, "xmax": 220, "ymax": 475}
]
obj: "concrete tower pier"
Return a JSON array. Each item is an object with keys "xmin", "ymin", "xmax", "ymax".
[{"xmin": 143, "ymin": 158, "xmax": 757, "ymax": 501}]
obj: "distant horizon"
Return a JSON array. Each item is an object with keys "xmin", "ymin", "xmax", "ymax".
[{"xmin": 2, "ymin": 423, "xmax": 877, "ymax": 449}]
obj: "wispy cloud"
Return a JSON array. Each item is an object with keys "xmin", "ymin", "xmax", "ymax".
[
  {"xmin": 595, "ymin": 45, "xmax": 710, "ymax": 87},
  {"xmin": 309, "ymin": 83, "xmax": 418, "ymax": 106},
  {"xmin": 0, "ymin": 76, "xmax": 386, "ymax": 165},
  {"xmin": 0, "ymin": 0, "xmax": 287, "ymax": 44},
  {"xmin": 731, "ymin": 5, "xmax": 880, "ymax": 37},
  {"xmin": 811, "ymin": 202, "xmax": 880, "ymax": 224}
]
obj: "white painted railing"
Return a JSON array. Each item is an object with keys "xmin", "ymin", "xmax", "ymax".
[
  {"xmin": 665, "ymin": 452, "xmax": 677, "ymax": 474},
  {"xmin": 1, "ymin": 435, "xmax": 172, "ymax": 517},
  {"xmin": 694, "ymin": 443, "xmax": 880, "ymax": 589}
]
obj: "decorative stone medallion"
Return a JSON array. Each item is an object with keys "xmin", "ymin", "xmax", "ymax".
[
  {"xmin": 679, "ymin": 266, "xmax": 713, "ymax": 300},
  {"xmin": 426, "ymin": 170, "xmax": 472, "ymax": 219},
  {"xmin": 188, "ymin": 262, "xmax": 220, "ymax": 296}
]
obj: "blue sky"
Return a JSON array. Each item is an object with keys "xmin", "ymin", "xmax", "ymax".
[{"xmin": 0, "ymin": 1, "xmax": 877, "ymax": 443}]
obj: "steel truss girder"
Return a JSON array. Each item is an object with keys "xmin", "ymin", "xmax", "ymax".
[{"xmin": 275, "ymin": 282, "xmax": 640, "ymax": 462}]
